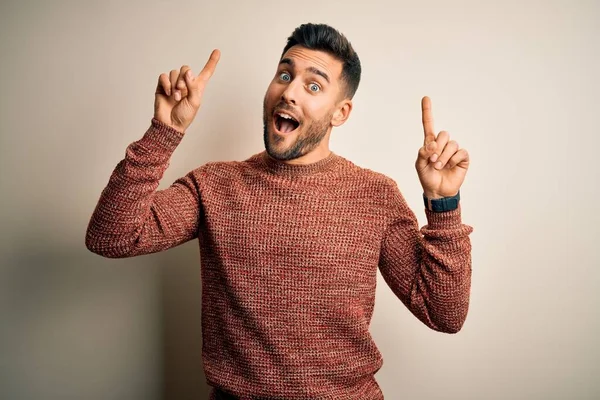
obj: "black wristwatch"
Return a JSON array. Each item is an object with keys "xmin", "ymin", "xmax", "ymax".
[{"xmin": 423, "ymin": 191, "xmax": 460, "ymax": 212}]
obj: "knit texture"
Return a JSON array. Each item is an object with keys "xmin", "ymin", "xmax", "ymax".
[{"xmin": 86, "ymin": 118, "xmax": 474, "ymax": 400}]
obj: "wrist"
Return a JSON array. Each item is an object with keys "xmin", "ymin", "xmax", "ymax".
[
  {"xmin": 423, "ymin": 191, "xmax": 460, "ymax": 212},
  {"xmin": 423, "ymin": 191, "xmax": 443, "ymax": 200},
  {"xmin": 152, "ymin": 117, "xmax": 186, "ymax": 134}
]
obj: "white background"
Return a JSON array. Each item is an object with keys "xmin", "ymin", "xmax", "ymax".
[{"xmin": 1, "ymin": 0, "xmax": 598, "ymax": 399}]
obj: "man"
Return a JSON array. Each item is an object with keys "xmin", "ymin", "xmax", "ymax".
[{"xmin": 86, "ymin": 23, "xmax": 473, "ymax": 400}]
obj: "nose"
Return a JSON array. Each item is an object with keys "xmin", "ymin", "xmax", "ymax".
[{"xmin": 280, "ymin": 80, "xmax": 298, "ymax": 105}]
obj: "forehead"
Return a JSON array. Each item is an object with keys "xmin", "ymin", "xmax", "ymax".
[{"xmin": 279, "ymin": 45, "xmax": 343, "ymax": 80}]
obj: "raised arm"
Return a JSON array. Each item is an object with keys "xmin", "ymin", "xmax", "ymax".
[
  {"xmin": 85, "ymin": 50, "xmax": 220, "ymax": 258},
  {"xmin": 378, "ymin": 183, "xmax": 473, "ymax": 333},
  {"xmin": 379, "ymin": 96, "xmax": 473, "ymax": 333}
]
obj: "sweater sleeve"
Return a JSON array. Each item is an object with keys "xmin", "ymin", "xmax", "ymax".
[
  {"xmin": 378, "ymin": 180, "xmax": 474, "ymax": 333},
  {"xmin": 85, "ymin": 118, "xmax": 202, "ymax": 258}
]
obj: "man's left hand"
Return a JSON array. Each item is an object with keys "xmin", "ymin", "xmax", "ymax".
[{"xmin": 415, "ymin": 96, "xmax": 470, "ymax": 199}]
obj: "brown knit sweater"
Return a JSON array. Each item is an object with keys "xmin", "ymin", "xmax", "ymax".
[{"xmin": 85, "ymin": 118, "xmax": 473, "ymax": 400}]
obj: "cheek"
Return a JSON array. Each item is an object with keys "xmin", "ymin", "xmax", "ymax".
[
  {"xmin": 304, "ymin": 100, "xmax": 331, "ymax": 121},
  {"xmin": 265, "ymin": 82, "xmax": 282, "ymax": 101}
]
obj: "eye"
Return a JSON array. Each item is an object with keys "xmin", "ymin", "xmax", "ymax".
[
  {"xmin": 279, "ymin": 72, "xmax": 291, "ymax": 82},
  {"xmin": 308, "ymin": 83, "xmax": 321, "ymax": 92}
]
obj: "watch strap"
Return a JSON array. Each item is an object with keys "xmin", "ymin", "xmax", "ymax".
[{"xmin": 423, "ymin": 191, "xmax": 460, "ymax": 212}]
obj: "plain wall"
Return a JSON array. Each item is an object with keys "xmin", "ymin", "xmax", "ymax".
[{"xmin": 1, "ymin": 0, "xmax": 598, "ymax": 399}]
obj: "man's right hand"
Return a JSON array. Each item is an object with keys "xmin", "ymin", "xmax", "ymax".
[{"xmin": 154, "ymin": 49, "xmax": 221, "ymax": 133}]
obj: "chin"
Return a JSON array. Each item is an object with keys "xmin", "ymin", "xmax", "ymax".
[
  {"xmin": 264, "ymin": 122, "xmax": 296, "ymax": 158},
  {"xmin": 265, "ymin": 141, "xmax": 297, "ymax": 161},
  {"xmin": 265, "ymin": 137, "xmax": 304, "ymax": 161}
]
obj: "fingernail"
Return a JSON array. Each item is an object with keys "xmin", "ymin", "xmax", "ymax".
[
  {"xmin": 186, "ymin": 70, "xmax": 192, "ymax": 79},
  {"xmin": 435, "ymin": 161, "xmax": 442, "ymax": 169},
  {"xmin": 430, "ymin": 154, "xmax": 438, "ymax": 163},
  {"xmin": 175, "ymin": 91, "xmax": 181, "ymax": 101}
]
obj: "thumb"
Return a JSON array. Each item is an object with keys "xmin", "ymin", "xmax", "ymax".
[{"xmin": 415, "ymin": 141, "xmax": 437, "ymax": 171}]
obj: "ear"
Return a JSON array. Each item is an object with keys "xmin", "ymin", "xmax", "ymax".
[{"xmin": 331, "ymin": 99, "xmax": 353, "ymax": 127}]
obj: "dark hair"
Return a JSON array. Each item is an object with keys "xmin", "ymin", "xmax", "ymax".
[{"xmin": 281, "ymin": 23, "xmax": 361, "ymax": 99}]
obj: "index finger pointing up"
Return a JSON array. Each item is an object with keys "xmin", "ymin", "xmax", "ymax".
[
  {"xmin": 197, "ymin": 49, "xmax": 221, "ymax": 82},
  {"xmin": 421, "ymin": 96, "xmax": 435, "ymax": 145}
]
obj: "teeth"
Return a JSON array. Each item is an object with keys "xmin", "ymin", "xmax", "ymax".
[{"xmin": 277, "ymin": 112, "xmax": 296, "ymax": 122}]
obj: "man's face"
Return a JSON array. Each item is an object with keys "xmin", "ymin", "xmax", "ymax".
[{"xmin": 263, "ymin": 45, "xmax": 350, "ymax": 161}]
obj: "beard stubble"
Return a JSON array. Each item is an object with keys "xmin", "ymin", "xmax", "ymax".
[{"xmin": 263, "ymin": 98, "xmax": 332, "ymax": 161}]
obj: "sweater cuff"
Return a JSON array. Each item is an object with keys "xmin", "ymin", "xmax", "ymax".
[
  {"xmin": 139, "ymin": 118, "xmax": 185, "ymax": 151},
  {"xmin": 424, "ymin": 204, "xmax": 463, "ymax": 229}
]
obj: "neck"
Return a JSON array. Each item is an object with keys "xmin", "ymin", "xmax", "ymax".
[
  {"xmin": 260, "ymin": 147, "xmax": 343, "ymax": 178},
  {"xmin": 273, "ymin": 149, "xmax": 331, "ymax": 166}
]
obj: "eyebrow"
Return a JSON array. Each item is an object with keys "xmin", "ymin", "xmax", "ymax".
[{"xmin": 279, "ymin": 58, "xmax": 330, "ymax": 84}]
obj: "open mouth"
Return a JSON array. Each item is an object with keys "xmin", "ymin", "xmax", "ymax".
[{"xmin": 274, "ymin": 112, "xmax": 300, "ymax": 134}]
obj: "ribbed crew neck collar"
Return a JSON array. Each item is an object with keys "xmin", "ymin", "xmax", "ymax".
[{"xmin": 260, "ymin": 150, "xmax": 345, "ymax": 177}]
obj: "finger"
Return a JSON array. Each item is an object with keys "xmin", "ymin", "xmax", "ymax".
[
  {"xmin": 416, "ymin": 131, "xmax": 440, "ymax": 171},
  {"xmin": 197, "ymin": 49, "xmax": 221, "ymax": 82},
  {"xmin": 447, "ymin": 148, "xmax": 470, "ymax": 169},
  {"xmin": 169, "ymin": 69, "xmax": 179, "ymax": 90},
  {"xmin": 421, "ymin": 96, "xmax": 435, "ymax": 146},
  {"xmin": 156, "ymin": 73, "xmax": 171, "ymax": 96},
  {"xmin": 184, "ymin": 67, "xmax": 202, "ymax": 108},
  {"xmin": 429, "ymin": 131, "xmax": 449, "ymax": 163},
  {"xmin": 169, "ymin": 69, "xmax": 180, "ymax": 100},
  {"xmin": 177, "ymin": 65, "xmax": 191, "ymax": 97},
  {"xmin": 417, "ymin": 135, "xmax": 442, "ymax": 167},
  {"xmin": 416, "ymin": 143, "xmax": 433, "ymax": 171},
  {"xmin": 434, "ymin": 140, "xmax": 459, "ymax": 170},
  {"xmin": 169, "ymin": 69, "xmax": 187, "ymax": 101},
  {"xmin": 178, "ymin": 64, "xmax": 191, "ymax": 89},
  {"xmin": 169, "ymin": 69, "xmax": 190, "ymax": 101}
]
